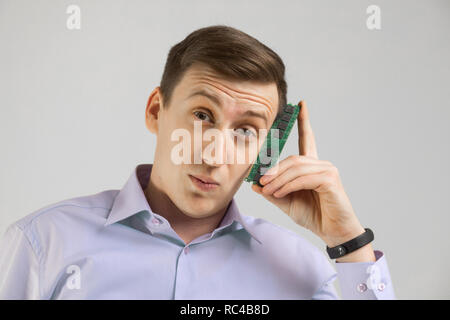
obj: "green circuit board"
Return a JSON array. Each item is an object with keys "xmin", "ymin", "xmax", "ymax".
[{"xmin": 244, "ymin": 103, "xmax": 301, "ymax": 187}]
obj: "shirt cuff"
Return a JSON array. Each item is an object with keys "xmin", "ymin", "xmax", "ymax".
[{"xmin": 334, "ymin": 249, "xmax": 396, "ymax": 299}]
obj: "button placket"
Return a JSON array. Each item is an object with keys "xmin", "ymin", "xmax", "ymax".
[{"xmin": 151, "ymin": 217, "xmax": 162, "ymax": 226}]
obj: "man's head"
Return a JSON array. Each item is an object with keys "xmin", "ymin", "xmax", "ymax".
[{"xmin": 145, "ymin": 25, "xmax": 287, "ymax": 219}]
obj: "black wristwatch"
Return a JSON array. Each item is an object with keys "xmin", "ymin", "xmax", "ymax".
[{"xmin": 326, "ymin": 228, "xmax": 374, "ymax": 259}]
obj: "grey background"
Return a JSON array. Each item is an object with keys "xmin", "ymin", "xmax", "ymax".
[{"xmin": 1, "ymin": 0, "xmax": 449, "ymax": 299}]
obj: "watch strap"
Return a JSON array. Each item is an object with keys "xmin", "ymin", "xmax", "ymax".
[{"xmin": 326, "ymin": 228, "xmax": 374, "ymax": 259}]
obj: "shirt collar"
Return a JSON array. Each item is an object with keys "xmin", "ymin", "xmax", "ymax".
[{"xmin": 104, "ymin": 163, "xmax": 262, "ymax": 245}]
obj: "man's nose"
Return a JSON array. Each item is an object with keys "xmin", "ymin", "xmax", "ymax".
[
  {"xmin": 201, "ymin": 128, "xmax": 228, "ymax": 167},
  {"xmin": 202, "ymin": 127, "xmax": 253, "ymax": 166}
]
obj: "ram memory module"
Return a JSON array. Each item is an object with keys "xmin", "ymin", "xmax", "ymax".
[{"xmin": 244, "ymin": 102, "xmax": 301, "ymax": 187}]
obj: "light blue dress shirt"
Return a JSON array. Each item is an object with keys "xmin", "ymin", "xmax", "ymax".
[{"xmin": 0, "ymin": 164, "xmax": 395, "ymax": 299}]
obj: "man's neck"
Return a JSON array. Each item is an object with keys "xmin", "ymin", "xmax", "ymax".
[{"xmin": 143, "ymin": 168, "xmax": 228, "ymax": 245}]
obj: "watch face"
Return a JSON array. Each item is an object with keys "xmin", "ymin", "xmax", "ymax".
[
  {"xmin": 327, "ymin": 229, "xmax": 374, "ymax": 259},
  {"xmin": 337, "ymin": 247, "xmax": 346, "ymax": 256}
]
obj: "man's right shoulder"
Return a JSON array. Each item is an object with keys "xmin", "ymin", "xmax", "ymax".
[{"xmin": 11, "ymin": 189, "xmax": 120, "ymax": 232}]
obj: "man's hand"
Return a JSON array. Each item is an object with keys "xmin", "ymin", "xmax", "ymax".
[{"xmin": 251, "ymin": 100, "xmax": 376, "ymax": 262}]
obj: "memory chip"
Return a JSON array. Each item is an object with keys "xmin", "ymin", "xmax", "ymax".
[{"xmin": 245, "ymin": 103, "xmax": 301, "ymax": 187}]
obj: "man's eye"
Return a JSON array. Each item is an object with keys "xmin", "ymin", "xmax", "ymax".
[
  {"xmin": 193, "ymin": 111, "xmax": 213, "ymax": 122},
  {"xmin": 235, "ymin": 128, "xmax": 257, "ymax": 138},
  {"xmin": 193, "ymin": 111, "xmax": 256, "ymax": 139}
]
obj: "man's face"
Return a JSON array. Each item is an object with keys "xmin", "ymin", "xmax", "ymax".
[{"xmin": 146, "ymin": 63, "xmax": 279, "ymax": 218}]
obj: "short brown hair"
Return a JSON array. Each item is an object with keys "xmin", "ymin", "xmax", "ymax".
[{"xmin": 159, "ymin": 25, "xmax": 287, "ymax": 117}]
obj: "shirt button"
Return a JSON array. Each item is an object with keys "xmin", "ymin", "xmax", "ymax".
[
  {"xmin": 377, "ymin": 282, "xmax": 386, "ymax": 291},
  {"xmin": 151, "ymin": 217, "xmax": 161, "ymax": 225},
  {"xmin": 184, "ymin": 246, "xmax": 189, "ymax": 254},
  {"xmin": 357, "ymin": 283, "xmax": 367, "ymax": 293}
]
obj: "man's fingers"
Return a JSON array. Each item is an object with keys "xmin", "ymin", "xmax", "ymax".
[
  {"xmin": 297, "ymin": 100, "xmax": 319, "ymax": 159},
  {"xmin": 273, "ymin": 171, "xmax": 329, "ymax": 198},
  {"xmin": 260, "ymin": 155, "xmax": 332, "ymax": 185},
  {"xmin": 261, "ymin": 163, "xmax": 329, "ymax": 196}
]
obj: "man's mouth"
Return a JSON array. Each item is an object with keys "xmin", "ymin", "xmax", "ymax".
[{"xmin": 189, "ymin": 174, "xmax": 220, "ymax": 191}]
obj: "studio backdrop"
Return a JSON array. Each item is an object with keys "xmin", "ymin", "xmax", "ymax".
[{"xmin": 0, "ymin": 0, "xmax": 449, "ymax": 299}]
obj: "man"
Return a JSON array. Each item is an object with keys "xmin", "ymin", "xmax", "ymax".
[{"xmin": 0, "ymin": 25, "xmax": 395, "ymax": 299}]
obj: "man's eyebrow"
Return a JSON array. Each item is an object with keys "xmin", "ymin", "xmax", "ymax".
[
  {"xmin": 241, "ymin": 109, "xmax": 268, "ymax": 125},
  {"xmin": 187, "ymin": 89, "xmax": 223, "ymax": 106},
  {"xmin": 187, "ymin": 89, "xmax": 269, "ymax": 125}
]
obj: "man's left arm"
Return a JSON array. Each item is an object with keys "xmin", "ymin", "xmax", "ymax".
[{"xmin": 251, "ymin": 101, "xmax": 396, "ymax": 299}]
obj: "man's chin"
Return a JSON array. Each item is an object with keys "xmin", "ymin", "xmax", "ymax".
[
  {"xmin": 190, "ymin": 201, "xmax": 217, "ymax": 216},
  {"xmin": 176, "ymin": 194, "xmax": 222, "ymax": 218}
]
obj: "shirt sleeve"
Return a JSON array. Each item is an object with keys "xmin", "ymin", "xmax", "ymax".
[
  {"xmin": 334, "ymin": 249, "xmax": 396, "ymax": 299},
  {"xmin": 313, "ymin": 249, "xmax": 396, "ymax": 299},
  {"xmin": 311, "ymin": 272, "xmax": 340, "ymax": 299},
  {"xmin": 0, "ymin": 223, "xmax": 41, "ymax": 299}
]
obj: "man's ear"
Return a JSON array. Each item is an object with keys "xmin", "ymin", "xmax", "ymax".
[{"xmin": 145, "ymin": 87, "xmax": 163, "ymax": 134}]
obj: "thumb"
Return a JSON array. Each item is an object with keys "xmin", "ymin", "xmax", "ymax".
[
  {"xmin": 251, "ymin": 183, "xmax": 291, "ymax": 214},
  {"xmin": 251, "ymin": 183, "xmax": 279, "ymax": 203}
]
